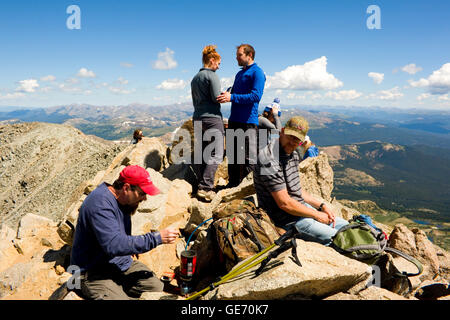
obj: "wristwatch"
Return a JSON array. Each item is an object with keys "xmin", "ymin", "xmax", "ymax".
[{"xmin": 318, "ymin": 203, "xmax": 325, "ymax": 211}]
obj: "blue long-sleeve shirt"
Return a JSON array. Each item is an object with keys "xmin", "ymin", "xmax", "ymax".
[
  {"xmin": 70, "ymin": 183, "xmax": 162, "ymax": 272},
  {"xmin": 230, "ymin": 63, "xmax": 266, "ymax": 125},
  {"xmin": 303, "ymin": 145, "xmax": 319, "ymax": 160}
]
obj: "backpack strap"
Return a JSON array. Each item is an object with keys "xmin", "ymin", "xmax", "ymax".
[
  {"xmin": 242, "ymin": 213, "xmax": 265, "ymax": 251},
  {"xmin": 384, "ymin": 247, "xmax": 423, "ymax": 277}
]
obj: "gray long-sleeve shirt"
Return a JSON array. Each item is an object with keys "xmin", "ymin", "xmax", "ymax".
[
  {"xmin": 258, "ymin": 114, "xmax": 281, "ymax": 133},
  {"xmin": 191, "ymin": 68, "xmax": 222, "ymax": 119}
]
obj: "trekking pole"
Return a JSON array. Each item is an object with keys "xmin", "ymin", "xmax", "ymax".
[
  {"xmin": 185, "ymin": 243, "xmax": 276, "ymax": 300},
  {"xmin": 220, "ymin": 227, "xmax": 297, "ymax": 282},
  {"xmin": 185, "ymin": 228, "xmax": 298, "ymax": 300},
  {"xmin": 185, "ymin": 244, "xmax": 277, "ymax": 301}
]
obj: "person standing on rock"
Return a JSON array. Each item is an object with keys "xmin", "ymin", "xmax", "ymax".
[
  {"xmin": 217, "ymin": 44, "xmax": 266, "ymax": 188},
  {"xmin": 70, "ymin": 165, "xmax": 180, "ymax": 300},
  {"xmin": 191, "ymin": 45, "xmax": 225, "ymax": 202},
  {"xmin": 253, "ymin": 116, "xmax": 348, "ymax": 245}
]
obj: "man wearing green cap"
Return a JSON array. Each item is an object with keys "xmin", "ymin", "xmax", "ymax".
[{"xmin": 254, "ymin": 116, "xmax": 348, "ymax": 245}]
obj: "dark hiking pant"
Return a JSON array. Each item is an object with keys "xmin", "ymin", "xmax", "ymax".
[
  {"xmin": 226, "ymin": 121, "xmax": 258, "ymax": 188},
  {"xmin": 80, "ymin": 261, "xmax": 163, "ymax": 300},
  {"xmin": 193, "ymin": 117, "xmax": 225, "ymax": 191}
]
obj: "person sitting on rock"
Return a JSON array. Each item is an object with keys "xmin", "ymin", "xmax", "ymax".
[
  {"xmin": 258, "ymin": 98, "xmax": 282, "ymax": 148},
  {"xmin": 70, "ymin": 165, "xmax": 180, "ymax": 300},
  {"xmin": 132, "ymin": 129, "xmax": 143, "ymax": 144},
  {"xmin": 299, "ymin": 135, "xmax": 319, "ymax": 160},
  {"xmin": 253, "ymin": 116, "xmax": 348, "ymax": 245}
]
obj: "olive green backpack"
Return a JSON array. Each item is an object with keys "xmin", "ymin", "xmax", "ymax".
[
  {"xmin": 331, "ymin": 215, "xmax": 423, "ymax": 277},
  {"xmin": 212, "ymin": 199, "xmax": 281, "ymax": 272}
]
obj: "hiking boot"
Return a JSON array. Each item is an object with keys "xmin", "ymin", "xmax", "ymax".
[{"xmin": 196, "ymin": 189, "xmax": 216, "ymax": 202}]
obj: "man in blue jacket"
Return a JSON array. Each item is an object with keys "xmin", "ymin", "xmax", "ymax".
[
  {"xmin": 70, "ymin": 165, "xmax": 180, "ymax": 300},
  {"xmin": 217, "ymin": 44, "xmax": 266, "ymax": 187}
]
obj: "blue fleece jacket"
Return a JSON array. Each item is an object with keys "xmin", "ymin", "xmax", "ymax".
[
  {"xmin": 230, "ymin": 63, "xmax": 266, "ymax": 125},
  {"xmin": 70, "ymin": 183, "xmax": 162, "ymax": 273}
]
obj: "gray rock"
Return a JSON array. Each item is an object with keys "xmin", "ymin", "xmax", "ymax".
[
  {"xmin": 388, "ymin": 224, "xmax": 440, "ymax": 280},
  {"xmin": 132, "ymin": 168, "xmax": 172, "ymax": 234},
  {"xmin": 299, "ymin": 153, "xmax": 334, "ymax": 203},
  {"xmin": 325, "ymin": 285, "xmax": 412, "ymax": 300},
  {"xmin": 210, "ymin": 173, "xmax": 255, "ymax": 212},
  {"xmin": 203, "ymin": 239, "xmax": 371, "ymax": 300},
  {"xmin": 16, "ymin": 213, "xmax": 56, "ymax": 239},
  {"xmin": 0, "ymin": 262, "xmax": 34, "ymax": 297}
]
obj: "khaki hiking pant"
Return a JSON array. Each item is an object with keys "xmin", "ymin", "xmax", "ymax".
[{"xmin": 80, "ymin": 261, "xmax": 163, "ymax": 300}]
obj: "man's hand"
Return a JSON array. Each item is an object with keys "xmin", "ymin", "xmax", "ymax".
[
  {"xmin": 159, "ymin": 228, "xmax": 180, "ymax": 244},
  {"xmin": 321, "ymin": 204, "xmax": 336, "ymax": 227},
  {"xmin": 217, "ymin": 92, "xmax": 231, "ymax": 103},
  {"xmin": 315, "ymin": 211, "xmax": 332, "ymax": 225}
]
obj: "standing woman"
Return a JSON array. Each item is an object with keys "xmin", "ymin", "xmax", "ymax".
[{"xmin": 191, "ymin": 45, "xmax": 224, "ymax": 202}]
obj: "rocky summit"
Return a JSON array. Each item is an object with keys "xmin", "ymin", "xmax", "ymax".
[{"xmin": 0, "ymin": 122, "xmax": 449, "ymax": 300}]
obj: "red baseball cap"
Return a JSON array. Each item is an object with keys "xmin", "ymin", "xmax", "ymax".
[{"xmin": 119, "ymin": 165, "xmax": 160, "ymax": 196}]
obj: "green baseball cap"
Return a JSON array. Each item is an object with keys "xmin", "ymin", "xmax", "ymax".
[{"xmin": 284, "ymin": 116, "xmax": 309, "ymax": 142}]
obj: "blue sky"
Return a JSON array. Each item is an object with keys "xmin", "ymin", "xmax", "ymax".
[{"xmin": 0, "ymin": 0, "xmax": 449, "ymax": 109}]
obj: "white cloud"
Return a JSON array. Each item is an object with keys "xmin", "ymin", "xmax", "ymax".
[
  {"xmin": 408, "ymin": 78, "xmax": 429, "ymax": 88},
  {"xmin": 120, "ymin": 62, "xmax": 134, "ymax": 68},
  {"xmin": 116, "ymin": 77, "xmax": 129, "ymax": 85},
  {"xmin": 65, "ymin": 77, "xmax": 80, "ymax": 84},
  {"xmin": 40, "ymin": 75, "xmax": 56, "ymax": 82},
  {"xmin": 368, "ymin": 72, "xmax": 384, "ymax": 84},
  {"xmin": 438, "ymin": 94, "xmax": 450, "ymax": 101},
  {"xmin": 58, "ymin": 83, "xmax": 82, "ymax": 93},
  {"xmin": 77, "ymin": 68, "xmax": 96, "ymax": 78},
  {"xmin": 401, "ymin": 63, "xmax": 423, "ymax": 75},
  {"xmin": 308, "ymin": 92, "xmax": 323, "ymax": 100},
  {"xmin": 0, "ymin": 92, "xmax": 25, "ymax": 100},
  {"xmin": 416, "ymin": 93, "xmax": 431, "ymax": 101},
  {"xmin": 409, "ymin": 63, "xmax": 450, "ymax": 94},
  {"xmin": 156, "ymin": 78, "xmax": 186, "ymax": 90},
  {"xmin": 326, "ymin": 90, "xmax": 363, "ymax": 100},
  {"xmin": 16, "ymin": 79, "xmax": 39, "ymax": 93},
  {"xmin": 286, "ymin": 92, "xmax": 306, "ymax": 100},
  {"xmin": 152, "ymin": 48, "xmax": 178, "ymax": 70},
  {"xmin": 370, "ymin": 86, "xmax": 404, "ymax": 101},
  {"xmin": 109, "ymin": 87, "xmax": 135, "ymax": 95},
  {"xmin": 40, "ymin": 87, "xmax": 53, "ymax": 93},
  {"xmin": 265, "ymin": 56, "xmax": 343, "ymax": 91}
]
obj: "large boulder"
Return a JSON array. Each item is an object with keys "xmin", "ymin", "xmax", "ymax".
[
  {"xmin": 16, "ymin": 213, "xmax": 56, "ymax": 239},
  {"xmin": 388, "ymin": 224, "xmax": 440, "ymax": 280},
  {"xmin": 203, "ymin": 239, "xmax": 371, "ymax": 300},
  {"xmin": 122, "ymin": 137, "xmax": 169, "ymax": 172},
  {"xmin": 299, "ymin": 153, "xmax": 334, "ymax": 203}
]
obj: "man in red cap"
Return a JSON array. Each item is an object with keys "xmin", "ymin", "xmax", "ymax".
[{"xmin": 70, "ymin": 165, "xmax": 180, "ymax": 300}]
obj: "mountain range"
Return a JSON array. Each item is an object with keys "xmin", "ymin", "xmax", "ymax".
[{"xmin": 1, "ymin": 103, "xmax": 449, "ymax": 249}]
